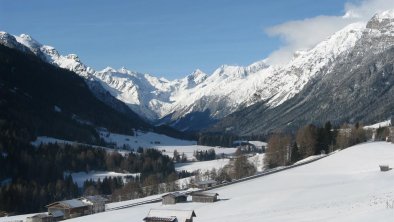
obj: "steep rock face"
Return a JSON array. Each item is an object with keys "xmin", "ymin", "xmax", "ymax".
[{"xmin": 210, "ymin": 12, "xmax": 394, "ymax": 135}]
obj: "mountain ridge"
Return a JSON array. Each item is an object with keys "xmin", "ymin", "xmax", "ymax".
[{"xmin": 1, "ymin": 10, "xmax": 394, "ymax": 133}]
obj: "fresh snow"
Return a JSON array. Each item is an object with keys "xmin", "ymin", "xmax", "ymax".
[
  {"xmin": 175, "ymin": 153, "xmax": 265, "ymax": 173},
  {"xmin": 175, "ymin": 159, "xmax": 230, "ymax": 173},
  {"xmin": 61, "ymin": 142, "xmax": 394, "ymax": 222},
  {"xmin": 156, "ymin": 145, "xmax": 237, "ymax": 160},
  {"xmin": 65, "ymin": 171, "xmax": 140, "ymax": 188},
  {"xmin": 364, "ymin": 119, "xmax": 392, "ymax": 129},
  {"xmin": 99, "ymin": 130, "xmax": 196, "ymax": 150},
  {"xmin": 4, "ymin": 142, "xmax": 394, "ymax": 222}
]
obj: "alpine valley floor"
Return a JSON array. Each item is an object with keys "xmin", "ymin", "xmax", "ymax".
[
  {"xmin": 2, "ymin": 142, "xmax": 394, "ymax": 222},
  {"xmin": 48, "ymin": 142, "xmax": 394, "ymax": 221}
]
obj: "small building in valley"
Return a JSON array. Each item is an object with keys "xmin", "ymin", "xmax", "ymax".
[
  {"xmin": 143, "ymin": 209, "xmax": 196, "ymax": 222},
  {"xmin": 26, "ymin": 214, "xmax": 54, "ymax": 222},
  {"xmin": 191, "ymin": 192, "xmax": 219, "ymax": 203},
  {"xmin": 162, "ymin": 192, "xmax": 188, "ymax": 205},
  {"xmin": 46, "ymin": 199, "xmax": 89, "ymax": 220},
  {"xmin": 192, "ymin": 180, "xmax": 217, "ymax": 189},
  {"xmin": 79, "ymin": 195, "xmax": 108, "ymax": 213}
]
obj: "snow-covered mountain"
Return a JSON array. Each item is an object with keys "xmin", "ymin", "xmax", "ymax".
[
  {"xmin": 1, "ymin": 10, "xmax": 394, "ymax": 132},
  {"xmin": 211, "ymin": 10, "xmax": 394, "ymax": 135}
]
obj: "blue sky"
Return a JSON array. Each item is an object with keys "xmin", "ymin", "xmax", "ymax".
[{"xmin": 0, "ymin": 0, "xmax": 372, "ymax": 79}]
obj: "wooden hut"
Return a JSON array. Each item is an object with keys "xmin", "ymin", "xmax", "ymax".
[
  {"xmin": 192, "ymin": 180, "xmax": 217, "ymax": 189},
  {"xmin": 379, "ymin": 165, "xmax": 391, "ymax": 172},
  {"xmin": 143, "ymin": 209, "xmax": 196, "ymax": 222},
  {"xmin": 46, "ymin": 199, "xmax": 89, "ymax": 220},
  {"xmin": 191, "ymin": 192, "xmax": 219, "ymax": 203},
  {"xmin": 26, "ymin": 214, "xmax": 54, "ymax": 222},
  {"xmin": 162, "ymin": 192, "xmax": 188, "ymax": 205}
]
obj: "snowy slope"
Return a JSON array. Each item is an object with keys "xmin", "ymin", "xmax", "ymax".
[
  {"xmin": 99, "ymin": 130, "xmax": 196, "ymax": 149},
  {"xmin": 3, "ymin": 142, "xmax": 394, "ymax": 222},
  {"xmin": 59, "ymin": 142, "xmax": 394, "ymax": 222},
  {"xmin": 175, "ymin": 153, "xmax": 265, "ymax": 173}
]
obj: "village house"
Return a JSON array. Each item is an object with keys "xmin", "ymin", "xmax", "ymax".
[
  {"xmin": 79, "ymin": 195, "xmax": 108, "ymax": 214},
  {"xmin": 26, "ymin": 213, "xmax": 54, "ymax": 222},
  {"xmin": 192, "ymin": 179, "xmax": 217, "ymax": 189},
  {"xmin": 143, "ymin": 209, "xmax": 196, "ymax": 222},
  {"xmin": 191, "ymin": 192, "xmax": 219, "ymax": 203},
  {"xmin": 162, "ymin": 192, "xmax": 188, "ymax": 205},
  {"xmin": 46, "ymin": 199, "xmax": 89, "ymax": 220}
]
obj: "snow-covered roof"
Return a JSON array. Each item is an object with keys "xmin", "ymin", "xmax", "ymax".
[
  {"xmin": 27, "ymin": 213, "xmax": 52, "ymax": 219},
  {"xmin": 162, "ymin": 192, "xmax": 187, "ymax": 198},
  {"xmin": 47, "ymin": 199, "xmax": 87, "ymax": 209},
  {"xmin": 248, "ymin": 141, "xmax": 267, "ymax": 147},
  {"xmin": 195, "ymin": 180, "xmax": 217, "ymax": 185},
  {"xmin": 143, "ymin": 216, "xmax": 177, "ymax": 222},
  {"xmin": 80, "ymin": 195, "xmax": 108, "ymax": 204},
  {"xmin": 145, "ymin": 209, "xmax": 196, "ymax": 222}
]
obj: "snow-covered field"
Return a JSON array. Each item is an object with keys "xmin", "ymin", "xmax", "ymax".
[
  {"xmin": 364, "ymin": 119, "xmax": 392, "ymax": 129},
  {"xmin": 175, "ymin": 153, "xmax": 265, "ymax": 173},
  {"xmin": 5, "ymin": 142, "xmax": 394, "ymax": 222},
  {"xmin": 157, "ymin": 145, "xmax": 237, "ymax": 160},
  {"xmin": 175, "ymin": 159, "xmax": 230, "ymax": 173},
  {"xmin": 62, "ymin": 142, "xmax": 394, "ymax": 222},
  {"xmin": 100, "ymin": 131, "xmax": 196, "ymax": 149},
  {"xmin": 65, "ymin": 171, "xmax": 140, "ymax": 188}
]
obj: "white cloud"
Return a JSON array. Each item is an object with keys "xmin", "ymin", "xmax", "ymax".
[{"xmin": 265, "ymin": 0, "xmax": 394, "ymax": 65}]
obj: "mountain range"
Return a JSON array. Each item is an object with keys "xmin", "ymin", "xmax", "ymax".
[{"xmin": 1, "ymin": 10, "xmax": 394, "ymax": 135}]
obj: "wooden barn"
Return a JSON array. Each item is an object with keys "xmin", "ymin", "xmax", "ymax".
[
  {"xmin": 79, "ymin": 195, "xmax": 108, "ymax": 213},
  {"xmin": 143, "ymin": 209, "xmax": 196, "ymax": 222},
  {"xmin": 191, "ymin": 192, "xmax": 219, "ymax": 203},
  {"xmin": 162, "ymin": 192, "xmax": 188, "ymax": 205},
  {"xmin": 192, "ymin": 180, "xmax": 217, "ymax": 189},
  {"xmin": 46, "ymin": 199, "xmax": 89, "ymax": 220},
  {"xmin": 26, "ymin": 214, "xmax": 54, "ymax": 222}
]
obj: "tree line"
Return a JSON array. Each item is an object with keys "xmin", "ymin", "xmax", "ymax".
[{"xmin": 265, "ymin": 122, "xmax": 368, "ymax": 168}]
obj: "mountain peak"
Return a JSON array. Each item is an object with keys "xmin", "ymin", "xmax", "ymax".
[
  {"xmin": 189, "ymin": 69, "xmax": 207, "ymax": 80},
  {"xmin": 16, "ymin": 33, "xmax": 42, "ymax": 49},
  {"xmin": 118, "ymin": 66, "xmax": 130, "ymax": 74},
  {"xmin": 66, "ymin": 54, "xmax": 80, "ymax": 62},
  {"xmin": 102, "ymin": 66, "xmax": 116, "ymax": 73},
  {"xmin": 367, "ymin": 10, "xmax": 394, "ymax": 30}
]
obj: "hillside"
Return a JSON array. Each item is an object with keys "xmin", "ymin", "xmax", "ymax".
[
  {"xmin": 0, "ymin": 45, "xmax": 150, "ymax": 144},
  {"xmin": 44, "ymin": 142, "xmax": 394, "ymax": 222}
]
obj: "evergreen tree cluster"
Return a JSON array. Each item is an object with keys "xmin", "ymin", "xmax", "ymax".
[
  {"xmin": 197, "ymin": 133, "xmax": 237, "ymax": 147},
  {"xmin": 193, "ymin": 149, "xmax": 216, "ymax": 161},
  {"xmin": 0, "ymin": 118, "xmax": 175, "ymax": 214}
]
